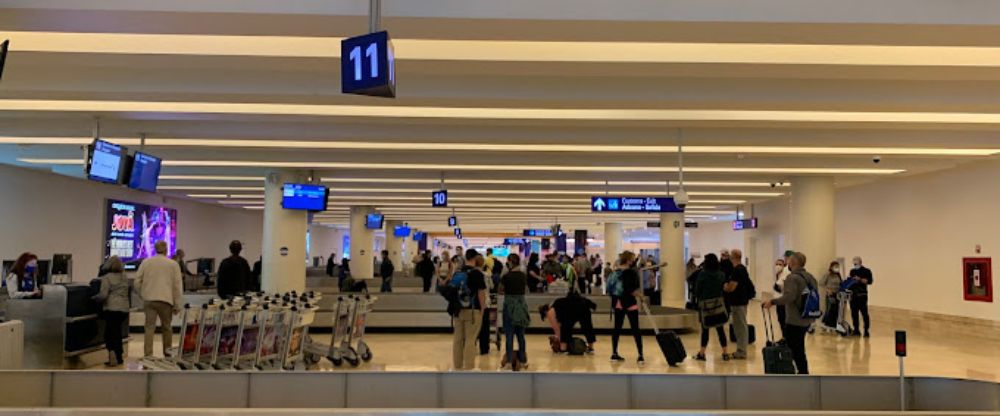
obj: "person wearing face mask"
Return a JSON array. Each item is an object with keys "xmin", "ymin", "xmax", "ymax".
[
  {"xmin": 820, "ymin": 262, "xmax": 843, "ymax": 307},
  {"xmin": 848, "ymin": 256, "xmax": 873, "ymax": 337},
  {"xmin": 772, "ymin": 253, "xmax": 793, "ymax": 337},
  {"xmin": 5, "ymin": 252, "xmax": 43, "ymax": 300}
]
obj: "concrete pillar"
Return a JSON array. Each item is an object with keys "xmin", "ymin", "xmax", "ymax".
[
  {"xmin": 385, "ymin": 220, "xmax": 405, "ymax": 277},
  {"xmin": 790, "ymin": 176, "xmax": 836, "ymax": 279},
  {"xmin": 404, "ymin": 229, "xmax": 418, "ymax": 276},
  {"xmin": 349, "ymin": 206, "xmax": 376, "ymax": 280},
  {"xmin": 659, "ymin": 212, "xmax": 686, "ymax": 305},
  {"xmin": 604, "ymin": 222, "xmax": 623, "ymax": 264},
  {"xmin": 262, "ymin": 170, "xmax": 307, "ymax": 293}
]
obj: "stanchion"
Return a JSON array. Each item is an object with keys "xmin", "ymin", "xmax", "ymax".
[{"xmin": 896, "ymin": 330, "xmax": 907, "ymax": 411}]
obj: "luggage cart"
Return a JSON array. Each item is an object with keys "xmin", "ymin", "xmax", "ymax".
[
  {"xmin": 254, "ymin": 302, "xmax": 292, "ymax": 370},
  {"xmin": 138, "ymin": 303, "xmax": 201, "ymax": 371},
  {"xmin": 193, "ymin": 302, "xmax": 225, "ymax": 370},
  {"xmin": 303, "ymin": 295, "xmax": 355, "ymax": 366},
  {"xmin": 279, "ymin": 303, "xmax": 318, "ymax": 370},
  {"xmin": 207, "ymin": 302, "xmax": 244, "ymax": 369},
  {"xmin": 231, "ymin": 304, "xmax": 265, "ymax": 370},
  {"xmin": 835, "ymin": 290, "xmax": 854, "ymax": 337},
  {"xmin": 342, "ymin": 295, "xmax": 375, "ymax": 366}
]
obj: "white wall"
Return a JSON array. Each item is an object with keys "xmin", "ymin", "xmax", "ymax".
[
  {"xmin": 0, "ymin": 164, "xmax": 263, "ymax": 281},
  {"xmin": 309, "ymin": 225, "xmax": 345, "ymax": 265},
  {"xmin": 686, "ymin": 221, "xmax": 745, "ymax": 261},
  {"xmin": 835, "ymin": 160, "xmax": 1000, "ymax": 321}
]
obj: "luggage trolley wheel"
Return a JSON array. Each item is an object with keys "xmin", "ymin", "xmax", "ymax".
[
  {"xmin": 331, "ymin": 356, "xmax": 344, "ymax": 367},
  {"xmin": 360, "ymin": 343, "xmax": 373, "ymax": 362},
  {"xmin": 304, "ymin": 353, "xmax": 322, "ymax": 365},
  {"xmin": 345, "ymin": 347, "xmax": 360, "ymax": 367}
]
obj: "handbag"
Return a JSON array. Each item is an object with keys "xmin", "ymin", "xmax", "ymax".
[{"xmin": 698, "ymin": 297, "xmax": 729, "ymax": 328}]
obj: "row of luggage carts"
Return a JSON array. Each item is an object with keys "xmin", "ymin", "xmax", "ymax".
[{"xmin": 139, "ymin": 291, "xmax": 375, "ymax": 371}]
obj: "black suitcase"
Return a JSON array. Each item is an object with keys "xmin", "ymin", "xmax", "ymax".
[
  {"xmin": 729, "ymin": 324, "xmax": 756, "ymax": 344},
  {"xmin": 761, "ymin": 306, "xmax": 796, "ymax": 374},
  {"xmin": 822, "ymin": 297, "xmax": 839, "ymax": 328},
  {"xmin": 642, "ymin": 301, "xmax": 685, "ymax": 366}
]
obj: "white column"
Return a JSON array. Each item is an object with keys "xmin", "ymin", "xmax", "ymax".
[
  {"xmin": 385, "ymin": 220, "xmax": 405, "ymax": 277},
  {"xmin": 262, "ymin": 170, "xmax": 307, "ymax": 293},
  {"xmin": 790, "ymin": 176, "xmax": 836, "ymax": 279},
  {"xmin": 404, "ymin": 230, "xmax": 418, "ymax": 276},
  {"xmin": 604, "ymin": 222, "xmax": 623, "ymax": 264},
  {"xmin": 349, "ymin": 206, "xmax": 376, "ymax": 280},
  {"xmin": 659, "ymin": 212, "xmax": 686, "ymax": 305}
]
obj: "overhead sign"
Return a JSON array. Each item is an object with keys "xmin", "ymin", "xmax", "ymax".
[
  {"xmin": 448, "ymin": 216, "xmax": 458, "ymax": 227},
  {"xmin": 732, "ymin": 218, "xmax": 759, "ymax": 230},
  {"xmin": 522, "ymin": 229, "xmax": 554, "ymax": 237},
  {"xmin": 454, "ymin": 227, "xmax": 462, "ymax": 238},
  {"xmin": 432, "ymin": 190, "xmax": 448, "ymax": 207},
  {"xmin": 503, "ymin": 238, "xmax": 529, "ymax": 245},
  {"xmin": 647, "ymin": 221, "xmax": 698, "ymax": 228},
  {"xmin": 341, "ymin": 31, "xmax": 396, "ymax": 98},
  {"xmin": 591, "ymin": 196, "xmax": 683, "ymax": 213}
]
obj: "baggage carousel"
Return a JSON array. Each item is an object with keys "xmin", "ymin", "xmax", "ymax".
[{"xmin": 154, "ymin": 279, "xmax": 698, "ymax": 333}]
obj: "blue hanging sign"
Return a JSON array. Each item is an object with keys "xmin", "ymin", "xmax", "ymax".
[
  {"xmin": 591, "ymin": 196, "xmax": 683, "ymax": 213},
  {"xmin": 432, "ymin": 190, "xmax": 448, "ymax": 207},
  {"xmin": 341, "ymin": 31, "xmax": 396, "ymax": 98}
]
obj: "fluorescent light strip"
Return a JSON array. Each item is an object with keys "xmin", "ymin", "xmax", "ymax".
[
  {"xmin": 326, "ymin": 187, "xmax": 784, "ymax": 197},
  {"xmin": 11, "ymin": 31, "xmax": 1000, "ymax": 67},
  {"xmin": 0, "ymin": 99, "xmax": 998, "ymax": 127},
  {"xmin": 15, "ymin": 157, "xmax": 902, "ymax": 175},
  {"xmin": 2, "ymin": 136, "xmax": 994, "ymax": 157},
  {"xmin": 163, "ymin": 175, "xmax": 263, "ymax": 181},
  {"xmin": 324, "ymin": 178, "xmax": 782, "ymax": 187}
]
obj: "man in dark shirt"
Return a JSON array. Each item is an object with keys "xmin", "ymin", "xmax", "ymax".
[
  {"xmin": 724, "ymin": 249, "xmax": 756, "ymax": 359},
  {"xmin": 550, "ymin": 292, "xmax": 598, "ymax": 352},
  {"xmin": 453, "ymin": 249, "xmax": 487, "ymax": 370},
  {"xmin": 251, "ymin": 256, "xmax": 262, "ymax": 292},
  {"xmin": 217, "ymin": 240, "xmax": 251, "ymax": 299},
  {"xmin": 848, "ymin": 256, "xmax": 874, "ymax": 337},
  {"xmin": 720, "ymin": 249, "xmax": 735, "ymax": 279},
  {"xmin": 379, "ymin": 250, "xmax": 394, "ymax": 293}
]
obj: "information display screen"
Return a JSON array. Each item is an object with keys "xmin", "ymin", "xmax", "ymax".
[
  {"xmin": 366, "ymin": 214, "xmax": 384, "ymax": 230},
  {"xmin": 522, "ymin": 229, "xmax": 553, "ymax": 237},
  {"xmin": 413, "ymin": 231, "xmax": 425, "ymax": 241},
  {"xmin": 393, "ymin": 225, "xmax": 411, "ymax": 237},
  {"xmin": 104, "ymin": 199, "xmax": 177, "ymax": 269},
  {"xmin": 282, "ymin": 184, "xmax": 329, "ymax": 211},
  {"xmin": 87, "ymin": 140, "xmax": 126, "ymax": 184},
  {"xmin": 732, "ymin": 218, "xmax": 758, "ymax": 230},
  {"xmin": 127, "ymin": 151, "xmax": 162, "ymax": 192}
]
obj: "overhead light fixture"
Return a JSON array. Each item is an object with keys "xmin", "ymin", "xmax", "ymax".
[{"xmin": 15, "ymin": 157, "xmax": 905, "ymax": 175}]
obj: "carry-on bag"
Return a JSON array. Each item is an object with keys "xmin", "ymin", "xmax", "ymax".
[
  {"xmin": 729, "ymin": 324, "xmax": 756, "ymax": 344},
  {"xmin": 761, "ymin": 305, "xmax": 796, "ymax": 374},
  {"xmin": 641, "ymin": 300, "xmax": 685, "ymax": 366},
  {"xmin": 567, "ymin": 337, "xmax": 588, "ymax": 355},
  {"xmin": 822, "ymin": 296, "xmax": 839, "ymax": 328},
  {"xmin": 698, "ymin": 297, "xmax": 729, "ymax": 328}
]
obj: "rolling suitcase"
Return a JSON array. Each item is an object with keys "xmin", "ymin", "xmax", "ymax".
[
  {"xmin": 729, "ymin": 324, "xmax": 756, "ymax": 344},
  {"xmin": 822, "ymin": 296, "xmax": 839, "ymax": 328},
  {"xmin": 641, "ymin": 301, "xmax": 685, "ymax": 366},
  {"xmin": 761, "ymin": 305, "xmax": 796, "ymax": 374}
]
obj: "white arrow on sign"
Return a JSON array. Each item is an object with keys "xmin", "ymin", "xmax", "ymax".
[{"xmin": 593, "ymin": 198, "xmax": 607, "ymax": 211}]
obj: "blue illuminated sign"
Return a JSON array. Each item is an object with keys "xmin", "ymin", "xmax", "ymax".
[
  {"xmin": 341, "ymin": 31, "xmax": 395, "ymax": 98},
  {"xmin": 732, "ymin": 218, "xmax": 758, "ymax": 230},
  {"xmin": 448, "ymin": 216, "xmax": 458, "ymax": 227},
  {"xmin": 504, "ymin": 238, "xmax": 529, "ymax": 245},
  {"xmin": 522, "ymin": 229, "xmax": 554, "ymax": 237},
  {"xmin": 432, "ymin": 190, "xmax": 448, "ymax": 207},
  {"xmin": 454, "ymin": 227, "xmax": 462, "ymax": 238},
  {"xmin": 591, "ymin": 196, "xmax": 683, "ymax": 213}
]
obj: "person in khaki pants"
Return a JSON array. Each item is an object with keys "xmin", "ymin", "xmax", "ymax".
[
  {"xmin": 134, "ymin": 240, "xmax": 183, "ymax": 357},
  {"xmin": 452, "ymin": 249, "xmax": 487, "ymax": 370}
]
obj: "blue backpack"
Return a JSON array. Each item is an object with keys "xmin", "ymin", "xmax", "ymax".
[
  {"xmin": 606, "ymin": 270, "xmax": 624, "ymax": 297},
  {"xmin": 449, "ymin": 270, "xmax": 474, "ymax": 309},
  {"xmin": 800, "ymin": 282, "xmax": 822, "ymax": 319}
]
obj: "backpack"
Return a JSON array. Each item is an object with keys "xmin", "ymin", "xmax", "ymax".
[
  {"xmin": 800, "ymin": 282, "xmax": 822, "ymax": 319},
  {"xmin": 449, "ymin": 270, "xmax": 474, "ymax": 310},
  {"xmin": 606, "ymin": 270, "xmax": 623, "ymax": 297},
  {"xmin": 567, "ymin": 337, "xmax": 588, "ymax": 355}
]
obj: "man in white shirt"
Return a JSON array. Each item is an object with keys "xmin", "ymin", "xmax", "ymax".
[{"xmin": 134, "ymin": 240, "xmax": 183, "ymax": 357}]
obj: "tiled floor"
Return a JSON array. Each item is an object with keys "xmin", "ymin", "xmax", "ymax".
[{"xmin": 118, "ymin": 301, "xmax": 1000, "ymax": 382}]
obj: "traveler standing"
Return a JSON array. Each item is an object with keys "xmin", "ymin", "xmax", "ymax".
[
  {"xmin": 848, "ymin": 256, "xmax": 873, "ymax": 337},
  {"xmin": 416, "ymin": 251, "xmax": 436, "ymax": 293},
  {"xmin": 379, "ymin": 250, "xmax": 395, "ymax": 293},
  {"xmin": 326, "ymin": 253, "xmax": 337, "ymax": 277},
  {"xmin": 217, "ymin": 240, "xmax": 252, "ymax": 299},
  {"xmin": 91, "ymin": 256, "xmax": 131, "ymax": 366},
  {"xmin": 641, "ymin": 256, "xmax": 658, "ymax": 303},
  {"xmin": 764, "ymin": 251, "xmax": 819, "ymax": 374},
  {"xmin": 338, "ymin": 259, "xmax": 351, "ymax": 289},
  {"xmin": 694, "ymin": 253, "xmax": 731, "ymax": 361},
  {"xmin": 574, "ymin": 254, "xmax": 592, "ymax": 294},
  {"xmin": 774, "ymin": 251, "xmax": 794, "ymax": 336},
  {"xmin": 724, "ymin": 249, "xmax": 755, "ymax": 360},
  {"xmin": 820, "ymin": 261, "xmax": 843, "ymax": 315},
  {"xmin": 609, "ymin": 251, "xmax": 644, "ymax": 365},
  {"xmin": 686, "ymin": 258, "xmax": 698, "ymax": 278},
  {"xmin": 720, "ymin": 249, "xmax": 734, "ymax": 279},
  {"xmin": 134, "ymin": 240, "xmax": 182, "ymax": 357},
  {"xmin": 4, "ymin": 252, "xmax": 42, "ymax": 299},
  {"xmin": 453, "ymin": 249, "xmax": 488, "ymax": 370},
  {"xmin": 526, "ymin": 253, "xmax": 543, "ymax": 293},
  {"xmin": 437, "ymin": 250, "xmax": 452, "ymax": 286},
  {"xmin": 499, "ymin": 253, "xmax": 530, "ymax": 370},
  {"xmin": 251, "ymin": 256, "xmax": 262, "ymax": 292}
]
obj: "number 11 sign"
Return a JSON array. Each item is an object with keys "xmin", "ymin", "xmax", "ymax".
[{"xmin": 341, "ymin": 31, "xmax": 396, "ymax": 98}]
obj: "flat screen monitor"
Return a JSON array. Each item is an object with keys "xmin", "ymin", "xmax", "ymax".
[
  {"xmin": 196, "ymin": 258, "xmax": 215, "ymax": 275},
  {"xmin": 51, "ymin": 254, "xmax": 72, "ymax": 275},
  {"xmin": 282, "ymin": 183, "xmax": 329, "ymax": 211},
  {"xmin": 393, "ymin": 225, "xmax": 411, "ymax": 237},
  {"xmin": 412, "ymin": 231, "xmax": 424, "ymax": 241},
  {"xmin": 87, "ymin": 139, "xmax": 127, "ymax": 184},
  {"xmin": 105, "ymin": 199, "xmax": 178, "ymax": 270},
  {"xmin": 365, "ymin": 214, "xmax": 384, "ymax": 230},
  {"xmin": 127, "ymin": 151, "xmax": 163, "ymax": 192}
]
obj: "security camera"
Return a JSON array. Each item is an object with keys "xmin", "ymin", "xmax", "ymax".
[
  {"xmin": 872, "ymin": 155, "xmax": 882, "ymax": 164},
  {"xmin": 770, "ymin": 182, "xmax": 777, "ymax": 188},
  {"xmin": 674, "ymin": 188, "xmax": 690, "ymax": 209}
]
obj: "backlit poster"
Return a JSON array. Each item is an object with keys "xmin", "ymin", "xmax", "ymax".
[{"xmin": 105, "ymin": 199, "xmax": 178, "ymax": 268}]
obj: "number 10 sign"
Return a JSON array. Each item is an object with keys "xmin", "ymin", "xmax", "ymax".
[{"xmin": 341, "ymin": 31, "xmax": 396, "ymax": 98}]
